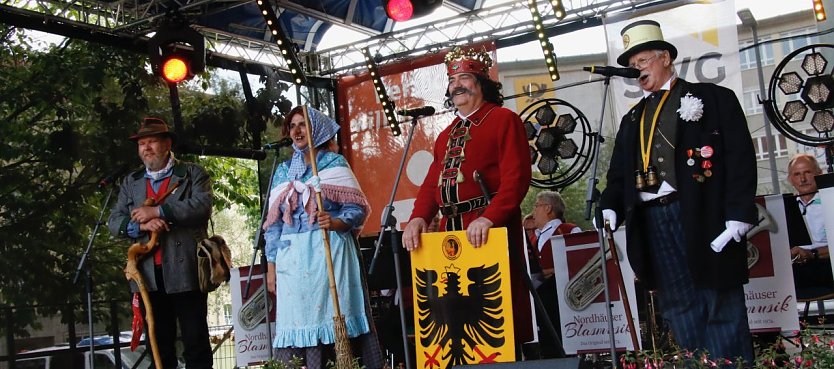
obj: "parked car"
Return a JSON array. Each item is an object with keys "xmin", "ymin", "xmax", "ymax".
[{"xmin": 15, "ymin": 334, "xmax": 153, "ymax": 369}]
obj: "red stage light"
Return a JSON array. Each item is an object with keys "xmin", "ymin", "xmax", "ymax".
[
  {"xmin": 161, "ymin": 56, "xmax": 189, "ymax": 83},
  {"xmin": 386, "ymin": 0, "xmax": 414, "ymax": 22}
]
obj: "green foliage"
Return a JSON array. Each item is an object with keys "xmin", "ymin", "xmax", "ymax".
[
  {"xmin": 618, "ymin": 330, "xmax": 834, "ymax": 369},
  {"xmin": 261, "ymin": 355, "xmax": 366, "ymax": 369},
  {"xmin": 521, "ymin": 141, "xmax": 612, "ymax": 231},
  {"xmin": 0, "ymin": 27, "xmax": 274, "ymax": 335},
  {"xmin": 755, "ymin": 332, "xmax": 834, "ymax": 368}
]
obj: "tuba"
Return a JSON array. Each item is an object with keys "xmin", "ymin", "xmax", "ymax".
[
  {"xmin": 563, "ymin": 241, "xmax": 622, "ymax": 311},
  {"xmin": 746, "ymin": 203, "xmax": 777, "ymax": 269}
]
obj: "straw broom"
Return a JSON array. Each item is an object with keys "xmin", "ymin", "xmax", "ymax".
[{"xmin": 301, "ymin": 105, "xmax": 355, "ymax": 369}]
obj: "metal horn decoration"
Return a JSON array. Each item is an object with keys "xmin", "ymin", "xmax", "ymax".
[
  {"xmin": 762, "ymin": 43, "xmax": 834, "ymax": 170},
  {"xmin": 746, "ymin": 203, "xmax": 777, "ymax": 269},
  {"xmin": 519, "ymin": 98, "xmax": 597, "ymax": 189}
]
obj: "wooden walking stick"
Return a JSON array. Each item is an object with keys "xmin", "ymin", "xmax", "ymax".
[
  {"xmin": 604, "ymin": 221, "xmax": 640, "ymax": 351},
  {"xmin": 301, "ymin": 105, "xmax": 355, "ymax": 369},
  {"xmin": 124, "ymin": 182, "xmax": 180, "ymax": 369}
]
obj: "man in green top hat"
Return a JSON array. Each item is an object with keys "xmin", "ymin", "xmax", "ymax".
[{"xmin": 599, "ymin": 20, "xmax": 757, "ymax": 364}]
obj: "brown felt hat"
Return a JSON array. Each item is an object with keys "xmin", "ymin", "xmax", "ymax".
[
  {"xmin": 129, "ymin": 117, "xmax": 176, "ymax": 141},
  {"xmin": 617, "ymin": 20, "xmax": 678, "ymax": 67}
]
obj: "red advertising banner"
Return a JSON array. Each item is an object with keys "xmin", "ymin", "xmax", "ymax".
[{"xmin": 336, "ymin": 42, "xmax": 498, "ymax": 235}]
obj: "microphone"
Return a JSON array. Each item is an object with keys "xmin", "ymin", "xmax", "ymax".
[
  {"xmin": 262, "ymin": 137, "xmax": 293, "ymax": 150},
  {"xmin": 583, "ymin": 66, "xmax": 640, "ymax": 78},
  {"xmin": 397, "ymin": 106, "xmax": 436, "ymax": 117},
  {"xmin": 97, "ymin": 165, "xmax": 131, "ymax": 189}
]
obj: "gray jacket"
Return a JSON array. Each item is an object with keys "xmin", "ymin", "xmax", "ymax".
[{"xmin": 108, "ymin": 160, "xmax": 212, "ymax": 293}]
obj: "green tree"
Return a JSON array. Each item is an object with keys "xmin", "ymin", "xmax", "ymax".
[{"xmin": 0, "ymin": 27, "xmax": 269, "ymax": 336}]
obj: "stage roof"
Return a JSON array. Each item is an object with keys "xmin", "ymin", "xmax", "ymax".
[{"xmin": 0, "ymin": 0, "xmax": 673, "ymax": 78}]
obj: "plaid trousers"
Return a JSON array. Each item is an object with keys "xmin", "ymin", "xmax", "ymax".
[{"xmin": 642, "ymin": 201, "xmax": 754, "ymax": 365}]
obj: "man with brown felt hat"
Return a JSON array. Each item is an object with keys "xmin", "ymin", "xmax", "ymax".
[
  {"xmin": 109, "ymin": 117, "xmax": 215, "ymax": 369},
  {"xmin": 599, "ymin": 20, "xmax": 757, "ymax": 365}
]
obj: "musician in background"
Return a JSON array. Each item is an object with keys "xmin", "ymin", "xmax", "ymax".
[
  {"xmin": 108, "ymin": 118, "xmax": 214, "ymax": 369},
  {"xmin": 787, "ymin": 153, "xmax": 832, "ymax": 289},
  {"xmin": 599, "ymin": 20, "xmax": 756, "ymax": 364},
  {"xmin": 402, "ymin": 46, "xmax": 534, "ymax": 345},
  {"xmin": 530, "ymin": 191, "xmax": 581, "ymax": 358}
]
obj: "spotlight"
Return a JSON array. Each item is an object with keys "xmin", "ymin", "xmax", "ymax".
[
  {"xmin": 528, "ymin": 0, "xmax": 560, "ymax": 81},
  {"xmin": 256, "ymin": 0, "xmax": 307, "ymax": 85},
  {"xmin": 361, "ymin": 47, "xmax": 400, "ymax": 136},
  {"xmin": 384, "ymin": 0, "xmax": 443, "ymax": 22},
  {"xmin": 147, "ymin": 20, "xmax": 205, "ymax": 84},
  {"xmin": 161, "ymin": 56, "xmax": 189, "ymax": 83}
]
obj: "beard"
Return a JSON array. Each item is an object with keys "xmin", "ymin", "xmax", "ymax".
[{"xmin": 143, "ymin": 153, "xmax": 170, "ymax": 171}]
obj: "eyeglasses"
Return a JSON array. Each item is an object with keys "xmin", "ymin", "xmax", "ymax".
[
  {"xmin": 534, "ymin": 203, "xmax": 548, "ymax": 208},
  {"xmin": 628, "ymin": 54, "xmax": 658, "ymax": 69}
]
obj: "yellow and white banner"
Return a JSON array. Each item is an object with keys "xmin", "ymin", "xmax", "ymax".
[
  {"xmin": 411, "ymin": 228, "xmax": 516, "ymax": 368},
  {"xmin": 603, "ymin": 0, "xmax": 742, "ymax": 120}
]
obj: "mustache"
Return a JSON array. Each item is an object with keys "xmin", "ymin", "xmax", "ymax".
[{"xmin": 451, "ymin": 87, "xmax": 472, "ymax": 96}]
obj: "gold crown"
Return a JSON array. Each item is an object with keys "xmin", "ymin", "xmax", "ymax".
[{"xmin": 444, "ymin": 47, "xmax": 493, "ymax": 76}]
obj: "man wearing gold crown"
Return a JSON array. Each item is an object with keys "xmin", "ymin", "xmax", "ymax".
[
  {"xmin": 599, "ymin": 20, "xmax": 757, "ymax": 364},
  {"xmin": 402, "ymin": 46, "xmax": 534, "ymax": 346}
]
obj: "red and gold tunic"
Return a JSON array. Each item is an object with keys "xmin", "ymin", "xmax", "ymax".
[{"xmin": 410, "ymin": 101, "xmax": 534, "ymax": 342}]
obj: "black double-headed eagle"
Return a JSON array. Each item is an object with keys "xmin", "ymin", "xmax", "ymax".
[{"xmin": 415, "ymin": 263, "xmax": 505, "ymax": 368}]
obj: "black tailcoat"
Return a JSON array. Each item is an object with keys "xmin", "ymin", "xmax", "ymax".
[{"xmin": 599, "ymin": 79, "xmax": 757, "ymax": 289}]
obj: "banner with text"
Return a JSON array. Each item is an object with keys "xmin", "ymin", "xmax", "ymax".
[
  {"xmin": 552, "ymin": 229, "xmax": 640, "ymax": 354},
  {"xmin": 744, "ymin": 195, "xmax": 800, "ymax": 332},
  {"xmin": 411, "ymin": 228, "xmax": 516, "ymax": 368},
  {"xmin": 231, "ymin": 265, "xmax": 276, "ymax": 367}
]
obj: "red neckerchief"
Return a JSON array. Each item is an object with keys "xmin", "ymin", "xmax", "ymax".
[{"xmin": 146, "ymin": 177, "xmax": 173, "ymax": 265}]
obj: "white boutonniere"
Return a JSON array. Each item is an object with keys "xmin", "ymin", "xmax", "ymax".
[{"xmin": 677, "ymin": 93, "xmax": 704, "ymax": 122}]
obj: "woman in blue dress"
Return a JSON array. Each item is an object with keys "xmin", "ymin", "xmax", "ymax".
[{"xmin": 263, "ymin": 106, "xmax": 380, "ymax": 369}]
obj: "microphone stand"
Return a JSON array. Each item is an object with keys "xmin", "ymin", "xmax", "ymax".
[
  {"xmin": 73, "ymin": 184, "xmax": 117, "ymax": 369},
  {"xmin": 368, "ymin": 115, "xmax": 423, "ymax": 369},
  {"xmin": 583, "ymin": 75, "xmax": 618, "ymax": 369},
  {"xmin": 242, "ymin": 147, "xmax": 283, "ymax": 360}
]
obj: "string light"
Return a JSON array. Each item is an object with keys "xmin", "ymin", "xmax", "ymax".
[
  {"xmin": 361, "ymin": 48, "xmax": 401, "ymax": 136},
  {"xmin": 528, "ymin": 0, "xmax": 560, "ymax": 81},
  {"xmin": 255, "ymin": 0, "xmax": 307, "ymax": 85}
]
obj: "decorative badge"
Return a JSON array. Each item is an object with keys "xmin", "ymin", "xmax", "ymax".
[
  {"xmin": 677, "ymin": 93, "xmax": 704, "ymax": 122},
  {"xmin": 700, "ymin": 145, "xmax": 714, "ymax": 159}
]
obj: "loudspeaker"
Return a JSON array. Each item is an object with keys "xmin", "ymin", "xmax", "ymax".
[{"xmin": 453, "ymin": 357, "xmax": 581, "ymax": 369}]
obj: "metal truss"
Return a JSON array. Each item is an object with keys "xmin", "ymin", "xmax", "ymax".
[
  {"xmin": 1, "ymin": 0, "xmax": 673, "ymax": 78},
  {"xmin": 315, "ymin": 0, "xmax": 668, "ymax": 76}
]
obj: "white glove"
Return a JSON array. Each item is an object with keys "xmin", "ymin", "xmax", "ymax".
[
  {"xmin": 710, "ymin": 220, "xmax": 754, "ymax": 252},
  {"xmin": 593, "ymin": 209, "xmax": 617, "ymax": 231},
  {"xmin": 726, "ymin": 220, "xmax": 753, "ymax": 242}
]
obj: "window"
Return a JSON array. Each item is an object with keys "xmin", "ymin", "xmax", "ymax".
[
  {"xmin": 752, "ymin": 134, "xmax": 789, "ymax": 160},
  {"xmin": 780, "ymin": 27, "xmax": 819, "ymax": 60},
  {"xmin": 743, "ymin": 89, "xmax": 763, "ymax": 115},
  {"xmin": 224, "ymin": 304, "xmax": 233, "ymax": 325},
  {"xmin": 739, "ymin": 38, "xmax": 775, "ymax": 70}
]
